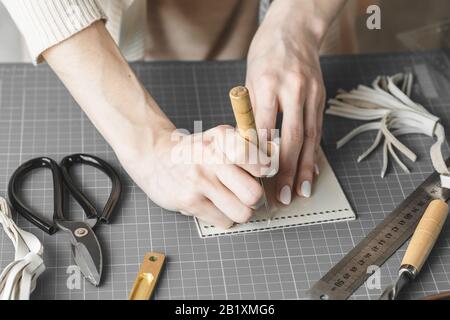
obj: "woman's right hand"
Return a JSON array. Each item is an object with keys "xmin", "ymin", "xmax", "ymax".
[{"xmin": 117, "ymin": 125, "xmax": 277, "ymax": 229}]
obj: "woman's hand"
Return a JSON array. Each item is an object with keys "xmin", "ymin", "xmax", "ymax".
[
  {"xmin": 118, "ymin": 125, "xmax": 275, "ymax": 229},
  {"xmin": 246, "ymin": 0, "xmax": 345, "ymax": 205}
]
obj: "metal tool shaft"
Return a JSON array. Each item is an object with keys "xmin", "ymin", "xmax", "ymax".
[{"xmin": 379, "ymin": 267, "xmax": 415, "ymax": 300}]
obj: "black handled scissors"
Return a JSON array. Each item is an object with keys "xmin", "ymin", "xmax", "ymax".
[{"xmin": 8, "ymin": 154, "xmax": 122, "ymax": 286}]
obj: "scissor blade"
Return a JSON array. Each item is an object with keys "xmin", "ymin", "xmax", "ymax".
[
  {"xmin": 72, "ymin": 240, "xmax": 102, "ymax": 286},
  {"xmin": 56, "ymin": 220, "xmax": 103, "ymax": 286}
]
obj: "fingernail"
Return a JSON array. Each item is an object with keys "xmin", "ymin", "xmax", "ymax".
[
  {"xmin": 301, "ymin": 181, "xmax": 312, "ymax": 198},
  {"xmin": 280, "ymin": 185, "xmax": 292, "ymax": 205},
  {"xmin": 315, "ymin": 164, "xmax": 320, "ymax": 175}
]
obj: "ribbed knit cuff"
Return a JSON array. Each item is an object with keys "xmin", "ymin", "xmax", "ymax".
[{"xmin": 2, "ymin": 0, "xmax": 107, "ymax": 64}]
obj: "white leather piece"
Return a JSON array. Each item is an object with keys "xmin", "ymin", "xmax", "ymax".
[
  {"xmin": 0, "ymin": 197, "xmax": 45, "ymax": 300},
  {"xmin": 326, "ymin": 73, "xmax": 450, "ymax": 182},
  {"xmin": 387, "ymin": 75, "xmax": 425, "ymax": 112},
  {"xmin": 336, "ymin": 122, "xmax": 381, "ymax": 150},
  {"xmin": 388, "ymin": 141, "xmax": 410, "ymax": 174},
  {"xmin": 196, "ymin": 149, "xmax": 355, "ymax": 238},
  {"xmin": 440, "ymin": 174, "xmax": 450, "ymax": 189}
]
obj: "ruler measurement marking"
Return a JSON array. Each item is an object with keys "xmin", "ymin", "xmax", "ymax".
[
  {"xmin": 336, "ymin": 198, "xmax": 427, "ymax": 293},
  {"xmin": 308, "ymin": 166, "xmax": 450, "ymax": 299}
]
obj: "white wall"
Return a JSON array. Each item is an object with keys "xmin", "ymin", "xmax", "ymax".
[{"xmin": 0, "ymin": 3, "xmax": 30, "ymax": 63}]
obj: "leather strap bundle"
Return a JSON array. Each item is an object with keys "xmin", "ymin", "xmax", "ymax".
[
  {"xmin": 0, "ymin": 197, "xmax": 45, "ymax": 300},
  {"xmin": 327, "ymin": 73, "xmax": 450, "ymax": 187}
]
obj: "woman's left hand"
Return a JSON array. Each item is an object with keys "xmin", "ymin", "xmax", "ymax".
[{"xmin": 246, "ymin": 0, "xmax": 329, "ymax": 205}]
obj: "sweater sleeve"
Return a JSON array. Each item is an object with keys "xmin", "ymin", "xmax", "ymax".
[{"xmin": 1, "ymin": 0, "xmax": 107, "ymax": 64}]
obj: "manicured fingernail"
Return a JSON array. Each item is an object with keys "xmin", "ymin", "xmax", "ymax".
[
  {"xmin": 301, "ymin": 181, "xmax": 312, "ymax": 198},
  {"xmin": 280, "ymin": 185, "xmax": 292, "ymax": 205},
  {"xmin": 315, "ymin": 164, "xmax": 320, "ymax": 175}
]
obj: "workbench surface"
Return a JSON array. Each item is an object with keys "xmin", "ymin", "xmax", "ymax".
[{"xmin": 0, "ymin": 50, "xmax": 450, "ymax": 300}]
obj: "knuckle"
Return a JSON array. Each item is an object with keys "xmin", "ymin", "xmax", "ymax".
[
  {"xmin": 285, "ymin": 71, "xmax": 305, "ymax": 89},
  {"xmin": 316, "ymin": 125, "xmax": 323, "ymax": 139},
  {"xmin": 260, "ymin": 72, "xmax": 278, "ymax": 88},
  {"xmin": 288, "ymin": 126, "xmax": 304, "ymax": 144},
  {"xmin": 319, "ymin": 85, "xmax": 327, "ymax": 98},
  {"xmin": 304, "ymin": 126, "xmax": 318, "ymax": 141},
  {"xmin": 309, "ymin": 80, "xmax": 321, "ymax": 95}
]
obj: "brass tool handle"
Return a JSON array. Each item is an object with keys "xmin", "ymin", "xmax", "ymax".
[
  {"xmin": 229, "ymin": 86, "xmax": 258, "ymax": 144},
  {"xmin": 129, "ymin": 252, "xmax": 165, "ymax": 300},
  {"xmin": 401, "ymin": 199, "xmax": 448, "ymax": 273}
]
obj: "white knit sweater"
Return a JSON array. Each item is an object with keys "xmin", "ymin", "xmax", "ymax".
[{"xmin": 2, "ymin": 0, "xmax": 271, "ymax": 64}]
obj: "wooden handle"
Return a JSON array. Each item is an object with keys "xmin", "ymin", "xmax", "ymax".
[
  {"xmin": 229, "ymin": 86, "xmax": 258, "ymax": 144},
  {"xmin": 129, "ymin": 252, "xmax": 165, "ymax": 300},
  {"xmin": 401, "ymin": 199, "xmax": 448, "ymax": 272}
]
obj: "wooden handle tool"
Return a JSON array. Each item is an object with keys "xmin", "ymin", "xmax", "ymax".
[
  {"xmin": 229, "ymin": 86, "xmax": 270, "ymax": 213},
  {"xmin": 379, "ymin": 199, "xmax": 448, "ymax": 300},
  {"xmin": 129, "ymin": 252, "xmax": 165, "ymax": 300},
  {"xmin": 229, "ymin": 86, "xmax": 258, "ymax": 144},
  {"xmin": 401, "ymin": 199, "xmax": 448, "ymax": 272}
]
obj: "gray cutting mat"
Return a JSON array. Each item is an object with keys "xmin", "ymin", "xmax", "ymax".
[{"xmin": 1, "ymin": 50, "xmax": 450, "ymax": 300}]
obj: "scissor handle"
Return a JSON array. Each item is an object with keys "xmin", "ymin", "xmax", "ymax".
[
  {"xmin": 8, "ymin": 157, "xmax": 65, "ymax": 235},
  {"xmin": 60, "ymin": 154, "xmax": 122, "ymax": 223}
]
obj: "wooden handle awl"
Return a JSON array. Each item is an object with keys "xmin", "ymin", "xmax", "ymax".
[
  {"xmin": 229, "ymin": 86, "xmax": 258, "ymax": 144},
  {"xmin": 401, "ymin": 199, "xmax": 448, "ymax": 272}
]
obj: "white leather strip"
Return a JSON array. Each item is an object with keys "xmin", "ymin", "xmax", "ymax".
[
  {"xmin": 326, "ymin": 73, "xmax": 450, "ymax": 181},
  {"xmin": 387, "ymin": 76, "xmax": 426, "ymax": 112},
  {"xmin": 0, "ymin": 197, "xmax": 45, "ymax": 300},
  {"xmin": 358, "ymin": 129, "xmax": 383, "ymax": 162},
  {"xmin": 388, "ymin": 142, "xmax": 410, "ymax": 174},
  {"xmin": 431, "ymin": 123, "xmax": 450, "ymax": 188},
  {"xmin": 336, "ymin": 122, "xmax": 381, "ymax": 149},
  {"xmin": 381, "ymin": 140, "xmax": 389, "ymax": 177}
]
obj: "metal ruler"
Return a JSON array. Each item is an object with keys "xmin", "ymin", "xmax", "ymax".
[{"xmin": 308, "ymin": 158, "xmax": 450, "ymax": 300}]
